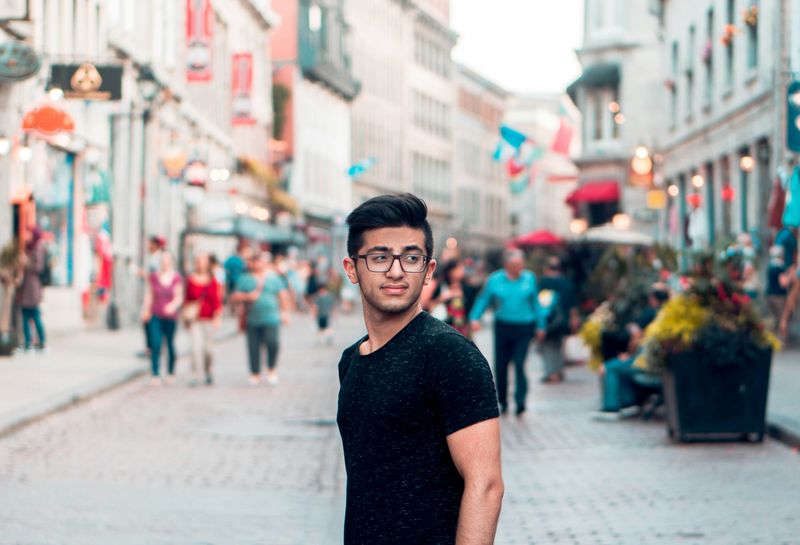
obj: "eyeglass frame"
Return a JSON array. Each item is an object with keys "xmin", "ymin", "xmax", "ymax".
[{"xmin": 351, "ymin": 253, "xmax": 432, "ymax": 273}]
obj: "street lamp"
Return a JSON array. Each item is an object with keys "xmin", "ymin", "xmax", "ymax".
[{"xmin": 738, "ymin": 151, "xmax": 754, "ymax": 233}]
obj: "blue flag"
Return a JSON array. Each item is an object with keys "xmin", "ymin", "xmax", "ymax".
[{"xmin": 347, "ymin": 157, "xmax": 377, "ymax": 179}]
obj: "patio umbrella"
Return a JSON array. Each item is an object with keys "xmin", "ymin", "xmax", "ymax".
[
  {"xmin": 583, "ymin": 224, "xmax": 654, "ymax": 246},
  {"xmin": 513, "ymin": 229, "xmax": 563, "ymax": 246}
]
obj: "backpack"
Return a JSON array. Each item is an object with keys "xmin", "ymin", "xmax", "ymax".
[{"xmin": 538, "ymin": 289, "xmax": 567, "ymax": 339}]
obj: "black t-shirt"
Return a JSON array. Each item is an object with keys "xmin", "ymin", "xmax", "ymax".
[{"xmin": 337, "ymin": 312, "xmax": 499, "ymax": 545}]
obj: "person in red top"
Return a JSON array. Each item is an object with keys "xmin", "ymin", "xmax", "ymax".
[{"xmin": 184, "ymin": 253, "xmax": 223, "ymax": 385}]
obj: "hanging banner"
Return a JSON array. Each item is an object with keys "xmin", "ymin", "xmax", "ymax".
[
  {"xmin": 186, "ymin": 0, "xmax": 213, "ymax": 82},
  {"xmin": 232, "ymin": 52, "xmax": 255, "ymax": 126}
]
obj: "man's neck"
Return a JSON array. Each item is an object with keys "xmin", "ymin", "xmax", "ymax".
[{"xmin": 360, "ymin": 303, "xmax": 422, "ymax": 355}]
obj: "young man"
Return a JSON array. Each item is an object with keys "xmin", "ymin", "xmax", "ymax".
[
  {"xmin": 469, "ymin": 249, "xmax": 547, "ymax": 415},
  {"xmin": 338, "ymin": 194, "xmax": 504, "ymax": 545}
]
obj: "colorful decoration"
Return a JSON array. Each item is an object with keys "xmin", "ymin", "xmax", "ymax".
[
  {"xmin": 347, "ymin": 157, "xmax": 377, "ymax": 179},
  {"xmin": 186, "ymin": 0, "xmax": 214, "ymax": 82},
  {"xmin": 21, "ymin": 103, "xmax": 75, "ymax": 137},
  {"xmin": 701, "ymin": 40, "xmax": 713, "ymax": 64},
  {"xmin": 664, "ymin": 78, "xmax": 675, "ymax": 92},
  {"xmin": 551, "ymin": 118, "xmax": 574, "ymax": 155},
  {"xmin": 231, "ymin": 52, "xmax": 254, "ymax": 126},
  {"xmin": 687, "ymin": 193, "xmax": 702, "ymax": 209},
  {"xmin": 720, "ymin": 24, "xmax": 738, "ymax": 47},
  {"xmin": 742, "ymin": 5, "xmax": 758, "ymax": 28},
  {"xmin": 720, "ymin": 185, "xmax": 735, "ymax": 202}
]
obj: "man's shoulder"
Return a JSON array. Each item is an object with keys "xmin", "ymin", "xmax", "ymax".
[{"xmin": 415, "ymin": 314, "xmax": 481, "ymax": 356}]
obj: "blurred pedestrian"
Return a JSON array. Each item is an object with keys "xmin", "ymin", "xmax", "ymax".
[
  {"xmin": 17, "ymin": 227, "xmax": 47, "ymax": 353},
  {"xmin": 469, "ymin": 248, "xmax": 547, "ymax": 415},
  {"xmin": 183, "ymin": 253, "xmax": 222, "ymax": 386},
  {"xmin": 766, "ymin": 245, "xmax": 788, "ymax": 329},
  {"xmin": 429, "ymin": 258, "xmax": 477, "ymax": 337},
  {"xmin": 312, "ymin": 283, "xmax": 336, "ymax": 344},
  {"xmin": 232, "ymin": 252, "xmax": 291, "ymax": 385},
  {"xmin": 137, "ymin": 235, "xmax": 165, "ymax": 358},
  {"xmin": 338, "ymin": 194, "xmax": 502, "ymax": 545},
  {"xmin": 141, "ymin": 251, "xmax": 183, "ymax": 385},
  {"xmin": 537, "ymin": 256, "xmax": 577, "ymax": 384},
  {"xmin": 209, "ymin": 254, "xmax": 226, "ymax": 301},
  {"xmin": 635, "ymin": 283, "xmax": 670, "ymax": 330},
  {"xmin": 224, "ymin": 240, "xmax": 251, "ymax": 303}
]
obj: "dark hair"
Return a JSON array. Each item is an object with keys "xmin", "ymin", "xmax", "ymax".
[
  {"xmin": 346, "ymin": 193, "xmax": 433, "ymax": 257},
  {"xmin": 440, "ymin": 259, "xmax": 462, "ymax": 285}
]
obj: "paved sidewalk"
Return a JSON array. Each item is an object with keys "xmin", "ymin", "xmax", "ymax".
[
  {"xmin": 0, "ymin": 311, "xmax": 798, "ymax": 544},
  {"xmin": 768, "ymin": 348, "xmax": 800, "ymax": 446},
  {"xmin": 0, "ymin": 318, "xmax": 237, "ymax": 437}
]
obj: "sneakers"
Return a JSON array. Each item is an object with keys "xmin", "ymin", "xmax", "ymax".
[
  {"xmin": 248, "ymin": 375, "xmax": 261, "ymax": 386},
  {"xmin": 149, "ymin": 376, "xmax": 163, "ymax": 386},
  {"xmin": 266, "ymin": 370, "xmax": 279, "ymax": 386},
  {"xmin": 205, "ymin": 374, "xmax": 214, "ymax": 386}
]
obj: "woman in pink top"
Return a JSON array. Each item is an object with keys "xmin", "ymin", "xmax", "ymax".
[
  {"xmin": 140, "ymin": 252, "xmax": 183, "ymax": 385},
  {"xmin": 184, "ymin": 253, "xmax": 222, "ymax": 385}
]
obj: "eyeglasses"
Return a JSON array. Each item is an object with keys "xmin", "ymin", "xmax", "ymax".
[{"xmin": 353, "ymin": 253, "xmax": 431, "ymax": 273}]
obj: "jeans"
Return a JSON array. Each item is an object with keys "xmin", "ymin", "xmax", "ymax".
[
  {"xmin": 246, "ymin": 323, "xmax": 280, "ymax": 375},
  {"xmin": 539, "ymin": 337, "xmax": 565, "ymax": 377},
  {"xmin": 493, "ymin": 320, "xmax": 535, "ymax": 410},
  {"xmin": 21, "ymin": 306, "xmax": 45, "ymax": 349},
  {"xmin": 188, "ymin": 320, "xmax": 215, "ymax": 378},
  {"xmin": 149, "ymin": 317, "xmax": 177, "ymax": 376},
  {"xmin": 602, "ymin": 356, "xmax": 638, "ymax": 412}
]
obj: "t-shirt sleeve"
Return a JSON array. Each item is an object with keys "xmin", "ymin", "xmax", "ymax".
[
  {"xmin": 426, "ymin": 333, "xmax": 500, "ymax": 436},
  {"xmin": 235, "ymin": 274, "xmax": 255, "ymax": 293}
]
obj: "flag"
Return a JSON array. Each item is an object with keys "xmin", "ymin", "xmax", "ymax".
[
  {"xmin": 551, "ymin": 118, "xmax": 574, "ymax": 155},
  {"xmin": 347, "ymin": 157, "xmax": 377, "ymax": 179},
  {"xmin": 186, "ymin": 0, "xmax": 214, "ymax": 82},
  {"xmin": 493, "ymin": 125, "xmax": 529, "ymax": 162}
]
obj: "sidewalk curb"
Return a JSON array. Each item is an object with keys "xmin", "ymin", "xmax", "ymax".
[
  {"xmin": 0, "ymin": 327, "xmax": 240, "ymax": 440},
  {"xmin": 767, "ymin": 415, "xmax": 800, "ymax": 450}
]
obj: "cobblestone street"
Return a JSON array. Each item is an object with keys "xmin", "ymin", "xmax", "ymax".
[{"xmin": 1, "ymin": 312, "xmax": 799, "ymax": 545}]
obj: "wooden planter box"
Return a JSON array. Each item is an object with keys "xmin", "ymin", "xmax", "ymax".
[{"xmin": 662, "ymin": 348, "xmax": 772, "ymax": 442}]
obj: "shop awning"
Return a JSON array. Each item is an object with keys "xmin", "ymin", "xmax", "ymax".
[
  {"xmin": 186, "ymin": 215, "xmax": 306, "ymax": 246},
  {"xmin": 567, "ymin": 62, "xmax": 621, "ymax": 102},
  {"xmin": 565, "ymin": 180, "xmax": 620, "ymax": 206}
]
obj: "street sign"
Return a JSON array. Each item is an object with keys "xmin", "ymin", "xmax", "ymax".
[
  {"xmin": 0, "ymin": 0, "xmax": 27, "ymax": 20},
  {"xmin": 0, "ymin": 41, "xmax": 40, "ymax": 81},
  {"xmin": 48, "ymin": 63, "xmax": 123, "ymax": 100},
  {"xmin": 787, "ymin": 80, "xmax": 800, "ymax": 152}
]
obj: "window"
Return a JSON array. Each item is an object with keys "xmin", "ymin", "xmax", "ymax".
[
  {"xmin": 704, "ymin": 8, "xmax": 714, "ymax": 107},
  {"xmin": 725, "ymin": 0, "xmax": 734, "ymax": 88},
  {"xmin": 746, "ymin": 1, "xmax": 758, "ymax": 69},
  {"xmin": 592, "ymin": 94, "xmax": 603, "ymax": 141},
  {"xmin": 686, "ymin": 27, "xmax": 695, "ymax": 120},
  {"xmin": 671, "ymin": 40, "xmax": 679, "ymax": 127}
]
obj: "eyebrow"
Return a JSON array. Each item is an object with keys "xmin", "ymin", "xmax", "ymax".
[{"xmin": 364, "ymin": 244, "xmax": 425, "ymax": 253}]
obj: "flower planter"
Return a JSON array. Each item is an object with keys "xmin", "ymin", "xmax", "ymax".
[{"xmin": 662, "ymin": 348, "xmax": 772, "ymax": 442}]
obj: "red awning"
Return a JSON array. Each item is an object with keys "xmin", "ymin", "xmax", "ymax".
[
  {"xmin": 513, "ymin": 229, "xmax": 563, "ymax": 246},
  {"xmin": 565, "ymin": 180, "xmax": 620, "ymax": 206}
]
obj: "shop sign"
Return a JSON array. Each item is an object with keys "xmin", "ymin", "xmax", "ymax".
[
  {"xmin": 231, "ymin": 52, "xmax": 255, "ymax": 126},
  {"xmin": 646, "ymin": 190, "xmax": 667, "ymax": 210},
  {"xmin": 0, "ymin": 41, "xmax": 41, "ymax": 81},
  {"xmin": 184, "ymin": 160, "xmax": 208, "ymax": 187},
  {"xmin": 48, "ymin": 63, "xmax": 123, "ymax": 100},
  {"xmin": 22, "ymin": 104, "xmax": 75, "ymax": 137},
  {"xmin": 0, "ymin": 0, "xmax": 28, "ymax": 21},
  {"xmin": 186, "ymin": 0, "xmax": 214, "ymax": 82}
]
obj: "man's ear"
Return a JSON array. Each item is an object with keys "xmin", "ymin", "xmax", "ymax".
[
  {"xmin": 424, "ymin": 259, "xmax": 437, "ymax": 286},
  {"xmin": 343, "ymin": 257, "xmax": 359, "ymax": 285}
]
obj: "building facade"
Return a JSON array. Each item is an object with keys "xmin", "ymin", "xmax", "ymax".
[
  {"xmin": 0, "ymin": 0, "xmax": 279, "ymax": 334},
  {"xmin": 453, "ymin": 64, "xmax": 509, "ymax": 254},
  {"xmin": 271, "ymin": 0, "xmax": 359, "ymax": 259},
  {"xmin": 504, "ymin": 94, "xmax": 580, "ymax": 237},
  {"xmin": 658, "ymin": 0, "xmax": 782, "ymax": 253},
  {"xmin": 568, "ymin": 0, "xmax": 664, "ymax": 232}
]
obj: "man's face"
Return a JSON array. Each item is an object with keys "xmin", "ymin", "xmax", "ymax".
[
  {"xmin": 343, "ymin": 226, "xmax": 435, "ymax": 316},
  {"xmin": 505, "ymin": 257, "xmax": 524, "ymax": 277}
]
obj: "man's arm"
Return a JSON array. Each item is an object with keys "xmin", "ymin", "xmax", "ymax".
[
  {"xmin": 447, "ymin": 418, "xmax": 504, "ymax": 545},
  {"xmin": 468, "ymin": 275, "xmax": 493, "ymax": 328}
]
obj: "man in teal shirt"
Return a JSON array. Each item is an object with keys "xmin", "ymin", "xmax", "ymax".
[{"xmin": 470, "ymin": 249, "xmax": 546, "ymax": 416}]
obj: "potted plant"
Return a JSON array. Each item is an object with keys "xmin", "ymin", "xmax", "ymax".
[
  {"xmin": 637, "ymin": 253, "xmax": 780, "ymax": 442},
  {"xmin": 701, "ymin": 40, "xmax": 713, "ymax": 65},
  {"xmin": 0, "ymin": 241, "xmax": 21, "ymax": 356}
]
